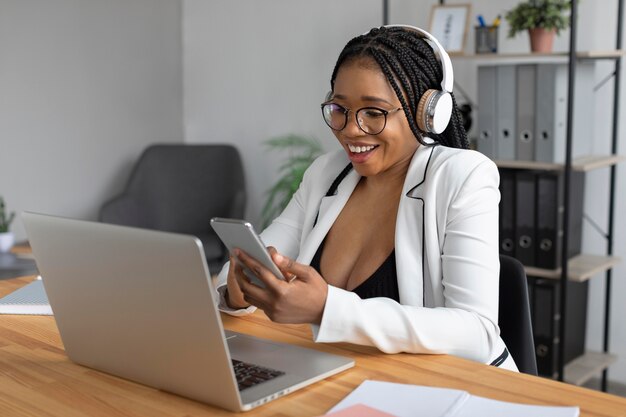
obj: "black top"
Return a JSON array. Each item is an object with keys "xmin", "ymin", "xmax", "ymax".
[{"xmin": 310, "ymin": 239, "xmax": 400, "ymax": 302}]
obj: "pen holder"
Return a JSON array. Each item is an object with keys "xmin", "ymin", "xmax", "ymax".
[{"xmin": 475, "ymin": 26, "xmax": 498, "ymax": 54}]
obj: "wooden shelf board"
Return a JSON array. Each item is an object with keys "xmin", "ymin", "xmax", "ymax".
[
  {"xmin": 579, "ymin": 50, "xmax": 626, "ymax": 58},
  {"xmin": 564, "ymin": 351, "xmax": 618, "ymax": 386},
  {"xmin": 524, "ymin": 254, "xmax": 622, "ymax": 282},
  {"xmin": 494, "ymin": 154, "xmax": 626, "ymax": 172},
  {"xmin": 571, "ymin": 154, "xmax": 626, "ymax": 171},
  {"xmin": 453, "ymin": 50, "xmax": 626, "ymax": 64}
]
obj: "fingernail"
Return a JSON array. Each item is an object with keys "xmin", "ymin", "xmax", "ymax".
[{"xmin": 274, "ymin": 253, "xmax": 284, "ymax": 263}]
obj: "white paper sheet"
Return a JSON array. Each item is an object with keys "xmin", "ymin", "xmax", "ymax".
[{"xmin": 329, "ymin": 380, "xmax": 579, "ymax": 417}]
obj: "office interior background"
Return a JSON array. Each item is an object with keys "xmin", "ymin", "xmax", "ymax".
[{"xmin": 1, "ymin": 0, "xmax": 624, "ymax": 387}]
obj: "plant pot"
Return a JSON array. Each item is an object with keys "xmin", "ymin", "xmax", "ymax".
[
  {"xmin": 528, "ymin": 28, "xmax": 556, "ymax": 53},
  {"xmin": 0, "ymin": 232, "xmax": 15, "ymax": 253}
]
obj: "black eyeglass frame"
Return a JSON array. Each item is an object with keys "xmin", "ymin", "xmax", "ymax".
[{"xmin": 320, "ymin": 102, "xmax": 403, "ymax": 135}]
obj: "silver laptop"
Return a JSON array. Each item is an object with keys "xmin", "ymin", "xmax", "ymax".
[{"xmin": 22, "ymin": 212, "xmax": 354, "ymax": 412}]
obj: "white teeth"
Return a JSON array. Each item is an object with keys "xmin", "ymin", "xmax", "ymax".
[{"xmin": 348, "ymin": 144, "xmax": 376, "ymax": 153}]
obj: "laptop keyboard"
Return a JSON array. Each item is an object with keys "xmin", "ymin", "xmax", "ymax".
[{"xmin": 231, "ymin": 359, "xmax": 285, "ymax": 391}]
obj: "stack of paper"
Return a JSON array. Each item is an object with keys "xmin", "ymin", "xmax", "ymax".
[
  {"xmin": 0, "ymin": 278, "xmax": 52, "ymax": 315},
  {"xmin": 325, "ymin": 380, "xmax": 579, "ymax": 417}
]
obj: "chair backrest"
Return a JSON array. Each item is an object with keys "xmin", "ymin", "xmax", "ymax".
[
  {"xmin": 498, "ymin": 254, "xmax": 538, "ymax": 375},
  {"xmin": 105, "ymin": 144, "xmax": 245, "ymax": 234}
]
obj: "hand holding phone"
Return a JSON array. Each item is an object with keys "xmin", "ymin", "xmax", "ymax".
[{"xmin": 210, "ymin": 218, "xmax": 286, "ymax": 288}]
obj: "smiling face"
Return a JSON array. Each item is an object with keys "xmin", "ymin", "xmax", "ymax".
[{"xmin": 330, "ymin": 58, "xmax": 419, "ymax": 178}]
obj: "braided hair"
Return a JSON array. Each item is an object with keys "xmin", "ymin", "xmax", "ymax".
[{"xmin": 330, "ymin": 26, "xmax": 469, "ymax": 149}]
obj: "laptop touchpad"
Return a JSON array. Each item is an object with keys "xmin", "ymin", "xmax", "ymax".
[{"xmin": 227, "ymin": 333, "xmax": 283, "ymax": 357}]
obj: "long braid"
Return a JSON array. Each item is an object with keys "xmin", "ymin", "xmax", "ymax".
[
  {"xmin": 371, "ymin": 48, "xmax": 425, "ymax": 147},
  {"xmin": 330, "ymin": 26, "xmax": 469, "ymax": 149}
]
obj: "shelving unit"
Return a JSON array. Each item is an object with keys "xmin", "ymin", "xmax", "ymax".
[
  {"xmin": 555, "ymin": 0, "xmax": 622, "ymax": 390},
  {"xmin": 440, "ymin": 0, "xmax": 624, "ymax": 390}
]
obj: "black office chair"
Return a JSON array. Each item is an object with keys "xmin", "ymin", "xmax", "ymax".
[
  {"xmin": 498, "ymin": 254, "xmax": 538, "ymax": 375},
  {"xmin": 99, "ymin": 144, "xmax": 246, "ymax": 274}
]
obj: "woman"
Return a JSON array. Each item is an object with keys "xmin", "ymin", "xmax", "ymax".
[{"xmin": 215, "ymin": 25, "xmax": 518, "ymax": 371}]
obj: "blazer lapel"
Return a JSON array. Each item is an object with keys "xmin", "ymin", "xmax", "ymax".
[
  {"xmin": 297, "ymin": 168, "xmax": 361, "ymax": 265},
  {"xmin": 396, "ymin": 143, "xmax": 437, "ymax": 307}
]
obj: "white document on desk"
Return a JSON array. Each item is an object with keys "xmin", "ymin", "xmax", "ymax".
[{"xmin": 329, "ymin": 380, "xmax": 579, "ymax": 417}]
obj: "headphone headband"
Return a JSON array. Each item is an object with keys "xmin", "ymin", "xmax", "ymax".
[{"xmin": 374, "ymin": 25, "xmax": 454, "ymax": 93}]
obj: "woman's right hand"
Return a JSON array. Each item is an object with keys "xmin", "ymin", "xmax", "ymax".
[{"xmin": 225, "ymin": 255, "xmax": 251, "ymax": 309}]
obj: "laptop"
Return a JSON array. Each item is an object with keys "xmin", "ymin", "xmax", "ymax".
[{"xmin": 22, "ymin": 212, "xmax": 354, "ymax": 412}]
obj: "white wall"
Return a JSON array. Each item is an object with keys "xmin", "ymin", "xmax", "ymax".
[
  {"xmin": 183, "ymin": 0, "xmax": 382, "ymax": 222},
  {"xmin": 0, "ymin": 0, "xmax": 184, "ymax": 241}
]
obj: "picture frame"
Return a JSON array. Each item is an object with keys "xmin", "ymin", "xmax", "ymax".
[{"xmin": 428, "ymin": 4, "xmax": 471, "ymax": 55}]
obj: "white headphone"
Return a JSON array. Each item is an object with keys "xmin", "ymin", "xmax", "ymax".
[{"xmin": 370, "ymin": 25, "xmax": 455, "ymax": 135}]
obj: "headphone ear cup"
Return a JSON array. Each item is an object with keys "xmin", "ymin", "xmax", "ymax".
[
  {"xmin": 416, "ymin": 89, "xmax": 453, "ymax": 135},
  {"xmin": 416, "ymin": 89, "xmax": 438, "ymax": 133}
]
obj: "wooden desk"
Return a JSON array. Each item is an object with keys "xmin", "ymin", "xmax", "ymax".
[{"xmin": 1, "ymin": 277, "xmax": 625, "ymax": 417}]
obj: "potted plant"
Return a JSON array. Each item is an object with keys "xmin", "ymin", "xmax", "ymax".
[
  {"xmin": 505, "ymin": 0, "xmax": 571, "ymax": 53},
  {"xmin": 0, "ymin": 196, "xmax": 16, "ymax": 253},
  {"xmin": 261, "ymin": 134, "xmax": 324, "ymax": 227}
]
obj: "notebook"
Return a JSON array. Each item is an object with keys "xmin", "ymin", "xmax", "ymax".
[
  {"xmin": 0, "ymin": 278, "xmax": 52, "ymax": 315},
  {"xmin": 22, "ymin": 212, "xmax": 354, "ymax": 412}
]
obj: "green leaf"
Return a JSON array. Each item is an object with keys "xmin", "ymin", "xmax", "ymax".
[
  {"xmin": 505, "ymin": 0, "xmax": 573, "ymax": 38},
  {"xmin": 0, "ymin": 196, "xmax": 15, "ymax": 232},
  {"xmin": 260, "ymin": 135, "xmax": 325, "ymax": 228}
]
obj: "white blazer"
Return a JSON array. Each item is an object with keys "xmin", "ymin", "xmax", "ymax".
[{"xmin": 216, "ymin": 138, "xmax": 518, "ymax": 371}]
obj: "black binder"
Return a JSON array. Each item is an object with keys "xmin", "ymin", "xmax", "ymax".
[
  {"xmin": 515, "ymin": 171, "xmax": 536, "ymax": 266},
  {"xmin": 528, "ymin": 276, "xmax": 589, "ymax": 378},
  {"xmin": 529, "ymin": 277, "xmax": 559, "ymax": 377},
  {"xmin": 535, "ymin": 171, "xmax": 585, "ymax": 269},
  {"xmin": 499, "ymin": 169, "xmax": 516, "ymax": 257}
]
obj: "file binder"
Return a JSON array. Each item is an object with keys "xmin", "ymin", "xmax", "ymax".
[
  {"xmin": 496, "ymin": 65, "xmax": 517, "ymax": 160},
  {"xmin": 529, "ymin": 277, "xmax": 558, "ymax": 378},
  {"xmin": 515, "ymin": 65, "xmax": 536, "ymax": 161},
  {"xmin": 477, "ymin": 66, "xmax": 497, "ymax": 158},
  {"xmin": 515, "ymin": 171, "xmax": 536, "ymax": 266},
  {"xmin": 535, "ymin": 171, "xmax": 585, "ymax": 269},
  {"xmin": 499, "ymin": 169, "xmax": 516, "ymax": 257},
  {"xmin": 528, "ymin": 277, "xmax": 589, "ymax": 378},
  {"xmin": 535, "ymin": 64, "xmax": 561, "ymax": 164},
  {"xmin": 534, "ymin": 63, "xmax": 595, "ymax": 163}
]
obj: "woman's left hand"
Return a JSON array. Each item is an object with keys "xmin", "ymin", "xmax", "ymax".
[{"xmin": 233, "ymin": 248, "xmax": 328, "ymax": 324}]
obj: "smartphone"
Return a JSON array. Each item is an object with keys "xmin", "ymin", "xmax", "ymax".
[{"xmin": 210, "ymin": 217, "xmax": 286, "ymax": 287}]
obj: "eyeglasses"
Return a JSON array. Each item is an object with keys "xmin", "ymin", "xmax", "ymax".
[{"xmin": 320, "ymin": 103, "xmax": 403, "ymax": 135}]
